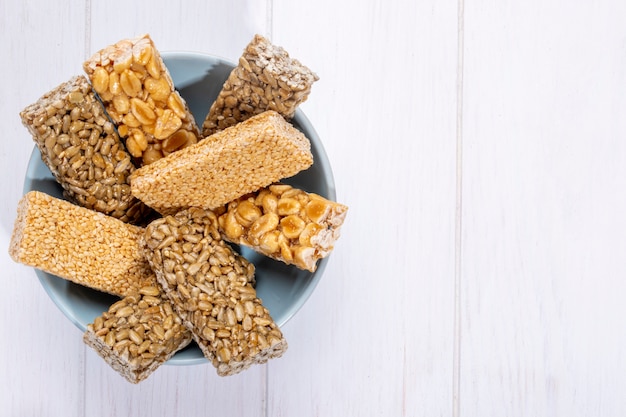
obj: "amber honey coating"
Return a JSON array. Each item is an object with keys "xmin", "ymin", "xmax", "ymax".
[
  {"xmin": 215, "ymin": 183, "xmax": 348, "ymax": 272},
  {"xmin": 130, "ymin": 110, "xmax": 313, "ymax": 214},
  {"xmin": 9, "ymin": 191, "xmax": 155, "ymax": 297},
  {"xmin": 84, "ymin": 288, "xmax": 193, "ymax": 383},
  {"xmin": 83, "ymin": 34, "xmax": 200, "ymax": 165},
  {"xmin": 202, "ymin": 34, "xmax": 319, "ymax": 136},
  {"xmin": 19, "ymin": 75, "xmax": 150, "ymax": 224},
  {"xmin": 143, "ymin": 208, "xmax": 287, "ymax": 376}
]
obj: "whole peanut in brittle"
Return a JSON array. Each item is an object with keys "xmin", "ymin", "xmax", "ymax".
[
  {"xmin": 215, "ymin": 183, "xmax": 348, "ymax": 272},
  {"xmin": 84, "ymin": 34, "xmax": 200, "ymax": 166}
]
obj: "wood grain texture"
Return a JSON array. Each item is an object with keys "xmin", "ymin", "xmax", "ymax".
[
  {"xmin": 88, "ymin": 0, "xmax": 268, "ymax": 61},
  {"xmin": 461, "ymin": 1, "xmax": 626, "ymax": 415},
  {"xmin": 0, "ymin": 1, "xmax": 88, "ymax": 415},
  {"xmin": 84, "ymin": 354, "xmax": 266, "ymax": 417},
  {"xmin": 3, "ymin": 0, "xmax": 626, "ymax": 415},
  {"xmin": 269, "ymin": 1, "xmax": 458, "ymax": 416}
]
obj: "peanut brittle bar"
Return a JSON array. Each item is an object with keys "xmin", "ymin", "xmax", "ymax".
[
  {"xmin": 84, "ymin": 34, "xmax": 200, "ymax": 165},
  {"xmin": 215, "ymin": 183, "xmax": 348, "ymax": 272}
]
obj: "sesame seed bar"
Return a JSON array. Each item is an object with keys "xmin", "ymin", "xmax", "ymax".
[
  {"xmin": 9, "ymin": 191, "xmax": 155, "ymax": 297},
  {"xmin": 215, "ymin": 183, "xmax": 348, "ymax": 272},
  {"xmin": 143, "ymin": 208, "xmax": 288, "ymax": 376},
  {"xmin": 130, "ymin": 110, "xmax": 313, "ymax": 214},
  {"xmin": 19, "ymin": 75, "xmax": 150, "ymax": 224},
  {"xmin": 202, "ymin": 34, "xmax": 319, "ymax": 136},
  {"xmin": 83, "ymin": 34, "xmax": 200, "ymax": 166},
  {"xmin": 84, "ymin": 287, "xmax": 193, "ymax": 383}
]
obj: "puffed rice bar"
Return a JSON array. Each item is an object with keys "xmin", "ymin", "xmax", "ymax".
[
  {"xmin": 143, "ymin": 208, "xmax": 288, "ymax": 376},
  {"xmin": 215, "ymin": 183, "xmax": 348, "ymax": 272},
  {"xmin": 202, "ymin": 34, "xmax": 319, "ymax": 136},
  {"xmin": 9, "ymin": 191, "xmax": 155, "ymax": 297},
  {"xmin": 130, "ymin": 110, "xmax": 313, "ymax": 214},
  {"xmin": 84, "ymin": 287, "xmax": 193, "ymax": 383},
  {"xmin": 19, "ymin": 75, "xmax": 150, "ymax": 224},
  {"xmin": 83, "ymin": 34, "xmax": 200, "ymax": 166}
]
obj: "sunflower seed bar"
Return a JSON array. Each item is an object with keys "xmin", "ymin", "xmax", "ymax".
[
  {"xmin": 130, "ymin": 110, "xmax": 313, "ymax": 214},
  {"xmin": 143, "ymin": 208, "xmax": 288, "ymax": 376},
  {"xmin": 9, "ymin": 191, "xmax": 155, "ymax": 297},
  {"xmin": 84, "ymin": 287, "xmax": 193, "ymax": 383},
  {"xmin": 83, "ymin": 34, "xmax": 200, "ymax": 166},
  {"xmin": 202, "ymin": 34, "xmax": 319, "ymax": 136},
  {"xmin": 19, "ymin": 75, "xmax": 150, "ymax": 224},
  {"xmin": 215, "ymin": 183, "xmax": 348, "ymax": 272}
]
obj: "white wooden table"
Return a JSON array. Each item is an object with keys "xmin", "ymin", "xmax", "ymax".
[{"xmin": 2, "ymin": 1, "xmax": 626, "ymax": 415}]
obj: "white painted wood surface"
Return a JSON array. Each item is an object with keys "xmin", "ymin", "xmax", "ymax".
[{"xmin": 0, "ymin": 1, "xmax": 624, "ymax": 416}]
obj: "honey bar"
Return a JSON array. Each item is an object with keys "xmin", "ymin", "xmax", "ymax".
[
  {"xmin": 84, "ymin": 287, "xmax": 192, "ymax": 383},
  {"xmin": 143, "ymin": 208, "xmax": 288, "ymax": 376},
  {"xmin": 215, "ymin": 183, "xmax": 348, "ymax": 272},
  {"xmin": 19, "ymin": 75, "xmax": 150, "ymax": 224},
  {"xmin": 202, "ymin": 34, "xmax": 319, "ymax": 136},
  {"xmin": 130, "ymin": 110, "xmax": 313, "ymax": 214},
  {"xmin": 83, "ymin": 34, "xmax": 200, "ymax": 166},
  {"xmin": 9, "ymin": 191, "xmax": 155, "ymax": 297}
]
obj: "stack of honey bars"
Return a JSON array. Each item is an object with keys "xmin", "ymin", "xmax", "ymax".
[{"xmin": 9, "ymin": 34, "xmax": 348, "ymax": 383}]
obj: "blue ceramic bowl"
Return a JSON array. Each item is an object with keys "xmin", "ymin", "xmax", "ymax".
[{"xmin": 23, "ymin": 51, "xmax": 335, "ymax": 365}]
